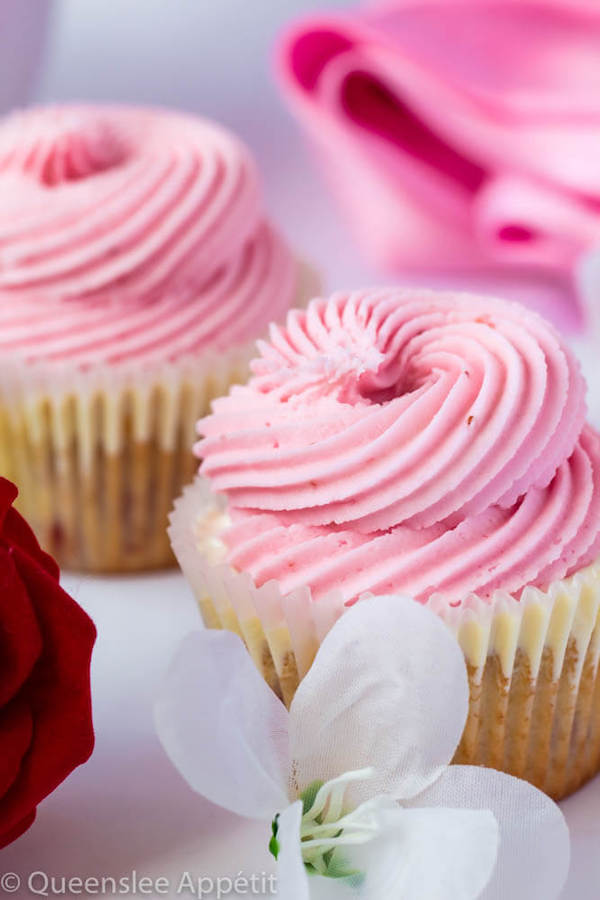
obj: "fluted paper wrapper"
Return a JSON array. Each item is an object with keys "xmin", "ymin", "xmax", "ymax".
[
  {"xmin": 0, "ymin": 347, "xmax": 252, "ymax": 572},
  {"xmin": 170, "ymin": 475, "xmax": 600, "ymax": 800}
]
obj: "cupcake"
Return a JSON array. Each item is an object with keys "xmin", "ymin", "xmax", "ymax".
[
  {"xmin": 170, "ymin": 288, "xmax": 600, "ymax": 800},
  {"xmin": 0, "ymin": 105, "xmax": 314, "ymax": 572}
]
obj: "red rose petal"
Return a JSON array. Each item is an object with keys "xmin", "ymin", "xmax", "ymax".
[
  {"xmin": 3, "ymin": 505, "xmax": 59, "ymax": 581},
  {"xmin": 0, "ymin": 545, "xmax": 95, "ymax": 838},
  {"xmin": 0, "ymin": 811, "xmax": 36, "ymax": 851},
  {"xmin": 0, "ymin": 479, "xmax": 17, "ymax": 530},
  {"xmin": 0, "ymin": 478, "xmax": 96, "ymax": 846},
  {"xmin": 0, "ymin": 698, "xmax": 33, "ymax": 798},
  {"xmin": 0, "ymin": 548, "xmax": 43, "ymax": 707}
]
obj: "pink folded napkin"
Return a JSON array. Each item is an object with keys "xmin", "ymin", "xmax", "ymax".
[{"xmin": 277, "ymin": 0, "xmax": 600, "ymax": 314}]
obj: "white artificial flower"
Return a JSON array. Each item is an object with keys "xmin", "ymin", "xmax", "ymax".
[{"xmin": 155, "ymin": 595, "xmax": 569, "ymax": 899}]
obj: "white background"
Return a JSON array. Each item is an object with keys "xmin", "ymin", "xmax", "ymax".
[{"xmin": 1, "ymin": 1, "xmax": 599, "ymax": 897}]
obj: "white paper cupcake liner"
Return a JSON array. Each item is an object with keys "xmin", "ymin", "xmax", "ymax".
[
  {"xmin": 0, "ymin": 344, "xmax": 253, "ymax": 460},
  {"xmin": 0, "ymin": 345, "xmax": 252, "ymax": 571}
]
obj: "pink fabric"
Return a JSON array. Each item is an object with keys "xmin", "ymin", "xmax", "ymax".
[{"xmin": 277, "ymin": 0, "xmax": 600, "ymax": 320}]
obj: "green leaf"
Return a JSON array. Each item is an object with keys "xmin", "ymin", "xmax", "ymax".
[
  {"xmin": 300, "ymin": 781, "xmax": 324, "ymax": 816},
  {"xmin": 268, "ymin": 814, "xmax": 280, "ymax": 861}
]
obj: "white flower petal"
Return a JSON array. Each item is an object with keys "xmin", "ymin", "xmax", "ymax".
[
  {"xmin": 309, "ymin": 879, "xmax": 355, "ymax": 900},
  {"xmin": 407, "ymin": 765, "xmax": 570, "ymax": 900},
  {"xmin": 277, "ymin": 801, "xmax": 310, "ymax": 900},
  {"xmin": 155, "ymin": 629, "xmax": 289, "ymax": 819},
  {"xmin": 288, "ymin": 595, "xmax": 468, "ymax": 802},
  {"xmin": 350, "ymin": 805, "xmax": 498, "ymax": 900}
]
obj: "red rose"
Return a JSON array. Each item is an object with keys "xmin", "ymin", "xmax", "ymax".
[{"xmin": 0, "ymin": 477, "xmax": 96, "ymax": 848}]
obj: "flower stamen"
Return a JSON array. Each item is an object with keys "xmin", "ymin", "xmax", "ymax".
[{"xmin": 269, "ymin": 768, "xmax": 380, "ymax": 880}]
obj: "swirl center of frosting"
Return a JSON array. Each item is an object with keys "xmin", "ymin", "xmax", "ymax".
[{"xmin": 0, "ymin": 108, "xmax": 128, "ymax": 186}]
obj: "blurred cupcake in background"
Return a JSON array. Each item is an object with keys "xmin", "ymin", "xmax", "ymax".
[
  {"xmin": 0, "ymin": 105, "xmax": 315, "ymax": 572},
  {"xmin": 171, "ymin": 288, "xmax": 600, "ymax": 800}
]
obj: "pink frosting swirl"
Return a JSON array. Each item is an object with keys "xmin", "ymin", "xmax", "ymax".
[
  {"xmin": 0, "ymin": 106, "xmax": 298, "ymax": 366},
  {"xmin": 197, "ymin": 289, "xmax": 600, "ymax": 605}
]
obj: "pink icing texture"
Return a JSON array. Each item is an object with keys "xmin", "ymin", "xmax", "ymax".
[
  {"xmin": 0, "ymin": 106, "xmax": 297, "ymax": 367},
  {"xmin": 197, "ymin": 289, "xmax": 600, "ymax": 606}
]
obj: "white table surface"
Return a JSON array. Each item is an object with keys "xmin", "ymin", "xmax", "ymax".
[{"xmin": 0, "ymin": 570, "xmax": 598, "ymax": 899}]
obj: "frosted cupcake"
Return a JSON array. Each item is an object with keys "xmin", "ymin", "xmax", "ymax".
[
  {"xmin": 0, "ymin": 105, "xmax": 314, "ymax": 571},
  {"xmin": 170, "ymin": 288, "xmax": 600, "ymax": 800}
]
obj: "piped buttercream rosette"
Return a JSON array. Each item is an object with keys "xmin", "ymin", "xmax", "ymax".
[
  {"xmin": 0, "ymin": 105, "xmax": 298, "ymax": 368},
  {"xmin": 196, "ymin": 289, "xmax": 600, "ymax": 605}
]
